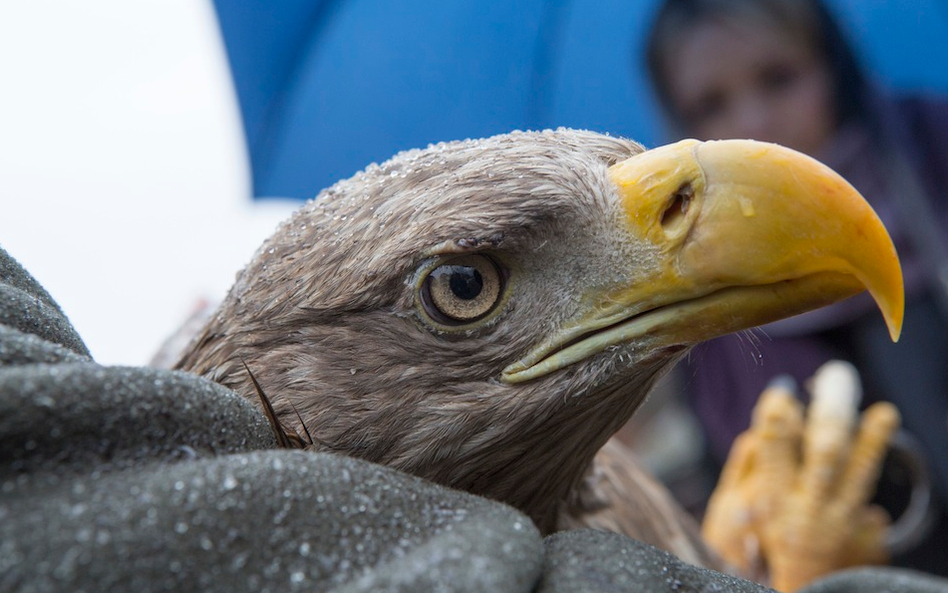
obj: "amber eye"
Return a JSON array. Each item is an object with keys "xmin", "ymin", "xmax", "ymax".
[{"xmin": 421, "ymin": 254, "xmax": 504, "ymax": 324}]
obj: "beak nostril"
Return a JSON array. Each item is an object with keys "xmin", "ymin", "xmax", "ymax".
[{"xmin": 661, "ymin": 183, "xmax": 693, "ymax": 234}]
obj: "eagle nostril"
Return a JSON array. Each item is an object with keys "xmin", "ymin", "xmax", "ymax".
[{"xmin": 661, "ymin": 183, "xmax": 693, "ymax": 234}]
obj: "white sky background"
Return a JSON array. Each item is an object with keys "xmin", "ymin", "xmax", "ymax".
[{"xmin": 0, "ymin": 1, "xmax": 297, "ymax": 365}]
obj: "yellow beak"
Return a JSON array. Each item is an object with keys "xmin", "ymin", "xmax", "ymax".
[{"xmin": 502, "ymin": 139, "xmax": 903, "ymax": 383}]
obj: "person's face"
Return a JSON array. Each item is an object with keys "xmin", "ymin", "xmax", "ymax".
[{"xmin": 664, "ymin": 18, "xmax": 836, "ymax": 156}]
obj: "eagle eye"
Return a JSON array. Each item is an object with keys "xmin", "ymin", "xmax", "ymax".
[{"xmin": 420, "ymin": 254, "xmax": 505, "ymax": 325}]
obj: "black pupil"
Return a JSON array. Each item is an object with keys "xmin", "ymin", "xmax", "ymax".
[{"xmin": 448, "ymin": 266, "xmax": 483, "ymax": 300}]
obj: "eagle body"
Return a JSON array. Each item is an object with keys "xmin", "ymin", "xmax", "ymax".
[{"xmin": 176, "ymin": 129, "xmax": 902, "ymax": 566}]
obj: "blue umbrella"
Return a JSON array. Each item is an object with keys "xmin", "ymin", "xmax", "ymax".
[{"xmin": 213, "ymin": 0, "xmax": 948, "ymax": 200}]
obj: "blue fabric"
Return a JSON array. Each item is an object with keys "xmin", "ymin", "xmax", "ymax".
[{"xmin": 212, "ymin": 0, "xmax": 948, "ymax": 200}]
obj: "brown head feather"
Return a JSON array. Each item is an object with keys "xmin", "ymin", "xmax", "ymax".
[{"xmin": 176, "ymin": 129, "xmax": 684, "ymax": 533}]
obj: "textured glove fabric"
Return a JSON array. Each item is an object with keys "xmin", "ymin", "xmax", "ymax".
[{"xmin": 2, "ymin": 245, "xmax": 945, "ymax": 593}]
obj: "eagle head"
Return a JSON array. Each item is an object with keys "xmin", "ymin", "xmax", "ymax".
[{"xmin": 177, "ymin": 129, "xmax": 902, "ymax": 532}]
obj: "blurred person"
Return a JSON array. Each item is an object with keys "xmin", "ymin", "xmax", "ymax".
[{"xmin": 645, "ymin": 0, "xmax": 948, "ymax": 575}]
